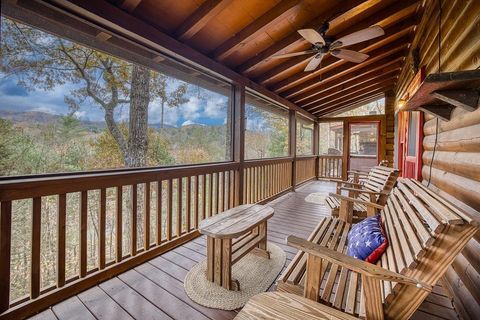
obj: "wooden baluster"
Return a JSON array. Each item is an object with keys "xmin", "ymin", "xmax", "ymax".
[
  {"xmin": 215, "ymin": 172, "xmax": 220, "ymax": 214},
  {"xmin": 167, "ymin": 179, "xmax": 173, "ymax": 241},
  {"xmin": 144, "ymin": 183, "xmax": 150, "ymax": 251},
  {"xmin": 194, "ymin": 176, "xmax": 199, "ymax": 228},
  {"xmin": 230, "ymin": 170, "xmax": 235, "ymax": 208},
  {"xmin": 186, "ymin": 176, "xmax": 191, "ymax": 232},
  {"xmin": 209, "ymin": 173, "xmax": 213, "ymax": 217},
  {"xmin": 31, "ymin": 197, "xmax": 41, "ymax": 299},
  {"xmin": 99, "ymin": 189, "xmax": 106, "ymax": 269},
  {"xmin": 156, "ymin": 181, "xmax": 162, "ymax": 245},
  {"xmin": 225, "ymin": 171, "xmax": 230, "ymax": 210},
  {"xmin": 116, "ymin": 187, "xmax": 123, "ymax": 262},
  {"xmin": 131, "ymin": 185, "xmax": 137, "ymax": 256},
  {"xmin": 218, "ymin": 172, "xmax": 223, "ymax": 213},
  {"xmin": 202, "ymin": 174, "xmax": 206, "ymax": 221},
  {"xmin": 245, "ymin": 168, "xmax": 249, "ymax": 204},
  {"xmin": 57, "ymin": 194, "xmax": 66, "ymax": 287},
  {"xmin": 80, "ymin": 191, "xmax": 88, "ymax": 277},
  {"xmin": 177, "ymin": 178, "xmax": 182, "ymax": 237},
  {"xmin": 0, "ymin": 200, "xmax": 12, "ymax": 313}
]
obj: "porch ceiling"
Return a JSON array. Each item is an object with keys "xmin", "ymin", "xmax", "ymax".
[{"xmin": 105, "ymin": 0, "xmax": 423, "ymax": 117}]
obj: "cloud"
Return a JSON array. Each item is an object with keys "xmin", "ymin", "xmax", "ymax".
[
  {"xmin": 181, "ymin": 96, "xmax": 201, "ymax": 120},
  {"xmin": 204, "ymin": 97, "xmax": 226, "ymax": 119}
]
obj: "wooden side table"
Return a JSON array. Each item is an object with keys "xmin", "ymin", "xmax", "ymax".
[{"xmin": 199, "ymin": 204, "xmax": 274, "ymax": 291}]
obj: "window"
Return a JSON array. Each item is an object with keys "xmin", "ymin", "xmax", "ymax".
[
  {"xmin": 296, "ymin": 116, "xmax": 314, "ymax": 155},
  {"xmin": 0, "ymin": 16, "xmax": 232, "ymax": 177},
  {"xmin": 245, "ymin": 93, "xmax": 289, "ymax": 159},
  {"xmin": 331, "ymin": 97, "xmax": 385, "ymax": 117},
  {"xmin": 407, "ymin": 112, "xmax": 419, "ymax": 156},
  {"xmin": 319, "ymin": 122, "xmax": 343, "ymax": 155}
]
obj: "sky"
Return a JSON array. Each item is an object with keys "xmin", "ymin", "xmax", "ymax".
[{"xmin": 0, "ymin": 75, "xmax": 229, "ymax": 127}]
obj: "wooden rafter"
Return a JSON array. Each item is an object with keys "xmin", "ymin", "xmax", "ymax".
[
  {"xmin": 175, "ymin": 0, "xmax": 232, "ymax": 42},
  {"xmin": 307, "ymin": 77, "xmax": 397, "ymax": 113},
  {"xmin": 256, "ymin": 0, "xmax": 419, "ymax": 87},
  {"xmin": 236, "ymin": 0, "xmax": 366, "ymax": 75},
  {"xmin": 277, "ymin": 21, "xmax": 415, "ymax": 98},
  {"xmin": 314, "ymin": 86, "xmax": 393, "ymax": 116},
  {"xmin": 321, "ymin": 93, "xmax": 386, "ymax": 117},
  {"xmin": 213, "ymin": 0, "xmax": 301, "ymax": 61},
  {"xmin": 303, "ymin": 71, "xmax": 400, "ymax": 111},
  {"xmin": 280, "ymin": 38, "xmax": 409, "ymax": 102},
  {"xmin": 119, "ymin": 0, "xmax": 142, "ymax": 13},
  {"xmin": 296, "ymin": 58, "xmax": 403, "ymax": 106}
]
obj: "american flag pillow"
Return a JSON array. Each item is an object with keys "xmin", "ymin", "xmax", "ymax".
[{"xmin": 347, "ymin": 215, "xmax": 388, "ymax": 263}]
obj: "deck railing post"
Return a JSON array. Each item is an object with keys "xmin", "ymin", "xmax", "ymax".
[
  {"xmin": 313, "ymin": 120, "xmax": 319, "ymax": 179},
  {"xmin": 233, "ymin": 84, "xmax": 245, "ymax": 205},
  {"xmin": 289, "ymin": 110, "xmax": 297, "ymax": 190}
]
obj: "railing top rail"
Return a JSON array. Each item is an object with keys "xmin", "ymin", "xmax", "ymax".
[
  {"xmin": 318, "ymin": 155, "xmax": 343, "ymax": 158},
  {"xmin": 0, "ymin": 162, "xmax": 239, "ymax": 201},
  {"xmin": 243, "ymin": 157, "xmax": 293, "ymax": 168},
  {"xmin": 296, "ymin": 155, "xmax": 317, "ymax": 160}
]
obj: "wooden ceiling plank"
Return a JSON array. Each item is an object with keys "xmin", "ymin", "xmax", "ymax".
[
  {"xmin": 318, "ymin": 93, "xmax": 386, "ymax": 117},
  {"xmin": 301, "ymin": 67, "xmax": 400, "ymax": 109},
  {"xmin": 236, "ymin": 0, "xmax": 366, "ymax": 75},
  {"xmin": 120, "ymin": 0, "xmax": 142, "ymax": 13},
  {"xmin": 213, "ymin": 0, "xmax": 301, "ymax": 62},
  {"xmin": 306, "ymin": 77, "xmax": 397, "ymax": 112},
  {"xmin": 256, "ymin": 0, "xmax": 419, "ymax": 87},
  {"xmin": 279, "ymin": 38, "xmax": 409, "ymax": 100},
  {"xmin": 314, "ymin": 86, "xmax": 393, "ymax": 116},
  {"xmin": 295, "ymin": 58, "xmax": 403, "ymax": 105},
  {"xmin": 175, "ymin": 0, "xmax": 233, "ymax": 42}
]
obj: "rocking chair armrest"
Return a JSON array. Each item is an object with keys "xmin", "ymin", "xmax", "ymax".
[
  {"xmin": 328, "ymin": 193, "xmax": 384, "ymax": 209},
  {"xmin": 287, "ymin": 235, "xmax": 432, "ymax": 291},
  {"xmin": 339, "ymin": 187, "xmax": 387, "ymax": 196},
  {"xmin": 347, "ymin": 170, "xmax": 369, "ymax": 176}
]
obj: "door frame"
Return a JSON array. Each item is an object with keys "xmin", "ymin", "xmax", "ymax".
[
  {"xmin": 347, "ymin": 120, "xmax": 381, "ymax": 172},
  {"xmin": 320, "ymin": 114, "xmax": 387, "ymax": 179}
]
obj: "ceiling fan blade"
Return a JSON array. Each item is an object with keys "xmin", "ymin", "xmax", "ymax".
[
  {"xmin": 304, "ymin": 53, "xmax": 324, "ymax": 72},
  {"xmin": 331, "ymin": 25, "xmax": 384, "ymax": 48},
  {"xmin": 331, "ymin": 49, "xmax": 369, "ymax": 63},
  {"xmin": 298, "ymin": 29, "xmax": 325, "ymax": 45},
  {"xmin": 272, "ymin": 50, "xmax": 316, "ymax": 59}
]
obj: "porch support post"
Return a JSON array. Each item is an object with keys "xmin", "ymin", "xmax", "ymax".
[
  {"xmin": 313, "ymin": 120, "xmax": 319, "ymax": 179},
  {"xmin": 342, "ymin": 120, "xmax": 349, "ymax": 180},
  {"xmin": 289, "ymin": 110, "xmax": 297, "ymax": 190},
  {"xmin": 233, "ymin": 84, "xmax": 245, "ymax": 205}
]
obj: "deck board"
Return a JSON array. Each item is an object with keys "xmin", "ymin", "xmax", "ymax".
[{"xmin": 29, "ymin": 181, "xmax": 460, "ymax": 320}]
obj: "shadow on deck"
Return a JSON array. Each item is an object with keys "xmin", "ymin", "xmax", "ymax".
[{"xmin": 29, "ymin": 181, "xmax": 459, "ymax": 320}]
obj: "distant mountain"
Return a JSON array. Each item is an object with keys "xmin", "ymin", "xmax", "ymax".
[{"xmin": 0, "ymin": 110, "xmax": 106, "ymax": 131}]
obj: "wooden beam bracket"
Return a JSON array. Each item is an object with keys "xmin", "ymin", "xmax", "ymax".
[
  {"xmin": 418, "ymin": 104, "xmax": 455, "ymax": 122},
  {"xmin": 431, "ymin": 89, "xmax": 479, "ymax": 112}
]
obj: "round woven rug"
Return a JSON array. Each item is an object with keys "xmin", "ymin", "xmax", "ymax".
[
  {"xmin": 184, "ymin": 242, "xmax": 286, "ymax": 310},
  {"xmin": 305, "ymin": 192, "xmax": 327, "ymax": 204}
]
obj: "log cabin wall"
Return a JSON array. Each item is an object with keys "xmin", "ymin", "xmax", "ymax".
[{"xmin": 395, "ymin": 0, "xmax": 480, "ymax": 319}]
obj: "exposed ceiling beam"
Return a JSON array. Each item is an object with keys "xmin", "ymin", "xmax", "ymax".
[
  {"xmin": 279, "ymin": 38, "xmax": 409, "ymax": 100},
  {"xmin": 175, "ymin": 0, "xmax": 232, "ymax": 42},
  {"xmin": 302, "ymin": 68, "xmax": 400, "ymax": 110},
  {"xmin": 275, "ymin": 20, "xmax": 415, "ymax": 96},
  {"xmin": 314, "ymin": 86, "xmax": 393, "ymax": 116},
  {"xmin": 213, "ymin": 0, "xmax": 301, "ymax": 61},
  {"xmin": 120, "ymin": 0, "xmax": 142, "ymax": 13},
  {"xmin": 256, "ymin": 0, "xmax": 419, "ymax": 86},
  {"xmin": 319, "ymin": 93, "xmax": 386, "ymax": 117},
  {"xmin": 236, "ymin": 0, "xmax": 366, "ymax": 75},
  {"xmin": 295, "ymin": 58, "xmax": 403, "ymax": 106},
  {"xmin": 306, "ymin": 77, "xmax": 397, "ymax": 113}
]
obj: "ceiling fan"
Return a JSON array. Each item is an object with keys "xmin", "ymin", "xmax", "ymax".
[{"xmin": 272, "ymin": 22, "xmax": 384, "ymax": 72}]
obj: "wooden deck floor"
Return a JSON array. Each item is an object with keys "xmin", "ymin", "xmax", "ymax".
[{"xmin": 29, "ymin": 181, "xmax": 459, "ymax": 320}]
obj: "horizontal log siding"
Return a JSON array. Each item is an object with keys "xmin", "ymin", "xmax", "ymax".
[{"xmin": 395, "ymin": 1, "xmax": 480, "ymax": 318}]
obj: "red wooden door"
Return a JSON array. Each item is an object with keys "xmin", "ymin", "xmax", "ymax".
[{"xmin": 399, "ymin": 111, "xmax": 423, "ymax": 180}]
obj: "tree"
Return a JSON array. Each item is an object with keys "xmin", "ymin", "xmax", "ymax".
[{"xmin": 1, "ymin": 18, "xmax": 188, "ymax": 168}]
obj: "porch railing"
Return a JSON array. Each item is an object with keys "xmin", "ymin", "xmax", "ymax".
[
  {"xmin": 0, "ymin": 157, "xmax": 315, "ymax": 318},
  {"xmin": 295, "ymin": 156, "xmax": 317, "ymax": 184},
  {"xmin": 318, "ymin": 155, "xmax": 343, "ymax": 179}
]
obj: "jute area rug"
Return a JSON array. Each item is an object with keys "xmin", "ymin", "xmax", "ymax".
[
  {"xmin": 304, "ymin": 192, "xmax": 327, "ymax": 205},
  {"xmin": 184, "ymin": 242, "xmax": 286, "ymax": 310}
]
